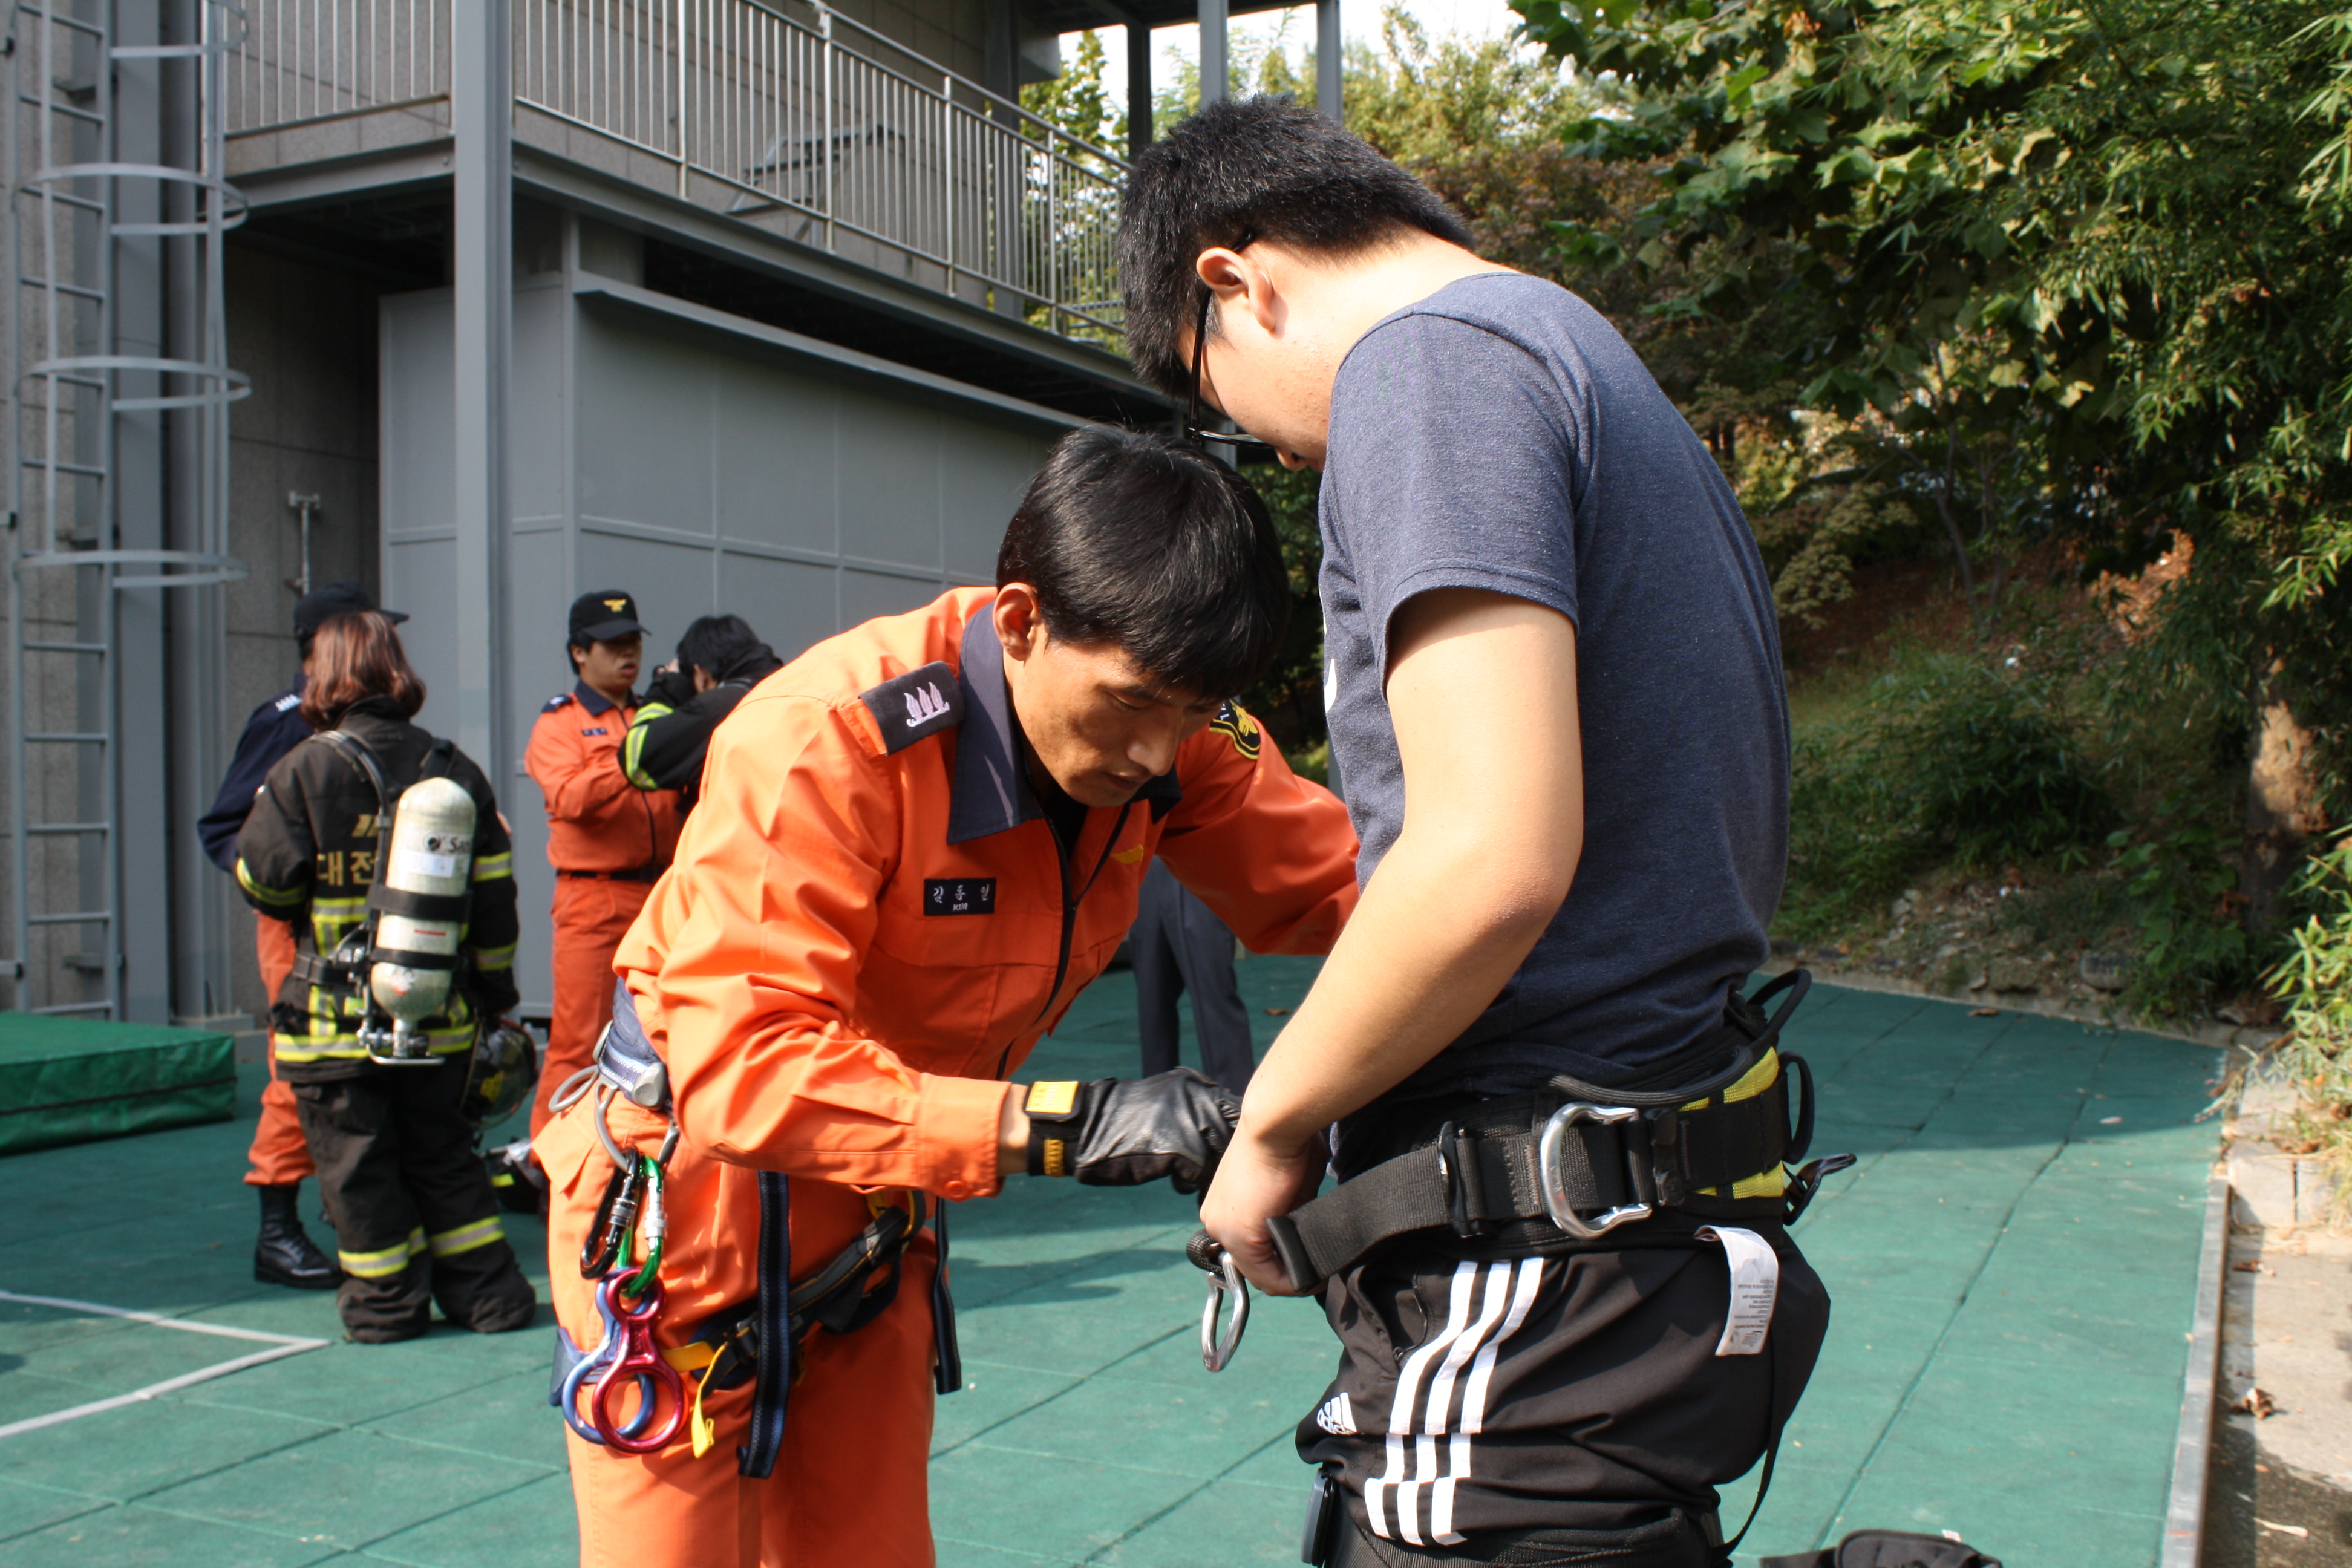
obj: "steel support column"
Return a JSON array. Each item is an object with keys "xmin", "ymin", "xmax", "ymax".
[
  {"xmin": 1128, "ymin": 23, "xmax": 1154, "ymax": 160},
  {"xmin": 452, "ymin": 2, "xmax": 514, "ymax": 786},
  {"xmin": 1316, "ymin": 0, "xmax": 1342, "ymax": 122},
  {"xmin": 1198, "ymin": 0, "xmax": 1228, "ymax": 106}
]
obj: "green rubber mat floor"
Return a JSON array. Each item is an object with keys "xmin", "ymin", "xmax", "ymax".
[{"xmin": 0, "ymin": 967, "xmax": 2220, "ymax": 1566}]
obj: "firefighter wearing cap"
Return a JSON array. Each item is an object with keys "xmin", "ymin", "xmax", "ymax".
[
  {"xmin": 523, "ymin": 591, "xmax": 684, "ymax": 1135},
  {"xmin": 198, "ymin": 580, "xmax": 408, "ymax": 1291},
  {"xmin": 540, "ymin": 428, "xmax": 1359, "ymax": 1567}
]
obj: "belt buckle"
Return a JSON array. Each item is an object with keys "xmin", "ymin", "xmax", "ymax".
[{"xmin": 1537, "ymin": 1103, "xmax": 1654, "ymax": 1240}]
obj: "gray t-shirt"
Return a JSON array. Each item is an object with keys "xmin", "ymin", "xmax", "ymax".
[{"xmin": 1321, "ymin": 272, "xmax": 1788, "ymax": 1118}]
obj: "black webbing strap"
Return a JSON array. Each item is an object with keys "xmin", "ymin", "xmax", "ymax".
[
  {"xmin": 365, "ymin": 884, "xmax": 472, "ymax": 922},
  {"xmin": 289, "ymin": 952, "xmax": 356, "ymax": 988},
  {"xmin": 366, "ymin": 945, "xmax": 464, "ymax": 972},
  {"xmin": 930, "ymin": 1196, "xmax": 962, "ymax": 1397},
  {"xmin": 739, "ymin": 1172, "xmax": 792, "ymax": 1478},
  {"xmin": 1267, "ymin": 1054, "xmax": 1808, "ymax": 1295}
]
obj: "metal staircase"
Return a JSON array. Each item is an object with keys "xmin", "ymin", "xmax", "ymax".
[{"xmin": 4, "ymin": 0, "xmax": 247, "ymax": 1016}]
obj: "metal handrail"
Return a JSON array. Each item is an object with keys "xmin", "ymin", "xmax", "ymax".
[{"xmin": 225, "ymin": 0, "xmax": 1128, "ymax": 347}]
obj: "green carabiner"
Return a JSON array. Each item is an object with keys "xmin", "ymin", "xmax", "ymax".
[{"xmin": 621, "ymin": 1152, "xmax": 666, "ymax": 1297}]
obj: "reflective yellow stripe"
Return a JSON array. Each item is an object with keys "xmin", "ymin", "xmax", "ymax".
[
  {"xmin": 339, "ymin": 1229, "xmax": 427, "ymax": 1280},
  {"xmin": 474, "ymin": 944, "xmax": 517, "ymax": 969},
  {"xmin": 622, "ymin": 705, "xmax": 675, "ymax": 790},
  {"xmin": 235, "ymin": 860, "xmax": 304, "ymax": 909},
  {"xmin": 474, "ymin": 852, "xmax": 513, "ymax": 881},
  {"xmin": 428, "ymin": 1216, "xmax": 505, "ymax": 1258}
]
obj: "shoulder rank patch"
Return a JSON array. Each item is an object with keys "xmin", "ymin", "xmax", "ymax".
[
  {"xmin": 859, "ymin": 661, "xmax": 962, "ymax": 754},
  {"xmin": 1210, "ymin": 701, "xmax": 1262, "ymax": 760},
  {"xmin": 541, "ymin": 692, "xmax": 572, "ymax": 714},
  {"xmin": 273, "ymin": 690, "xmax": 302, "ymax": 714}
]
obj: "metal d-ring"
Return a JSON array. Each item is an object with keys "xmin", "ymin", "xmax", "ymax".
[
  {"xmin": 1198, "ymin": 1246, "xmax": 1250, "ymax": 1373},
  {"xmin": 1537, "ymin": 1103, "xmax": 1655, "ymax": 1241}
]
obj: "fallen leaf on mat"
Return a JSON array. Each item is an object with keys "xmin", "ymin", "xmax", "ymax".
[
  {"xmin": 1969, "ymin": 1007, "xmax": 2000, "ymax": 1017},
  {"xmin": 2233, "ymin": 1259, "xmax": 2262, "ymax": 1272},
  {"xmin": 2256, "ymin": 1519, "xmax": 2308, "ymax": 1538},
  {"xmin": 1264, "ymin": 1007, "xmax": 1290, "ymax": 1016},
  {"xmin": 2234, "ymin": 1388, "xmax": 2278, "ymax": 1419}
]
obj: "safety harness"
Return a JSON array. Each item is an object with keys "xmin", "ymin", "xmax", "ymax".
[
  {"xmin": 283, "ymin": 728, "xmax": 477, "ymax": 1056},
  {"xmin": 1265, "ymin": 970, "xmax": 1842, "ymax": 1296},
  {"xmin": 549, "ymin": 982, "xmax": 961, "ymax": 1477}
]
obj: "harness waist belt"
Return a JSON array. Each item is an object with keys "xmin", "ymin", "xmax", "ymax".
[
  {"xmin": 560, "ymin": 865, "xmax": 666, "ymax": 883},
  {"xmin": 1266, "ymin": 973, "xmax": 1820, "ymax": 1295}
]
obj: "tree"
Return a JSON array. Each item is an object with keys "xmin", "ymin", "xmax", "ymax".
[{"xmin": 1512, "ymin": 0, "xmax": 2352, "ymax": 920}]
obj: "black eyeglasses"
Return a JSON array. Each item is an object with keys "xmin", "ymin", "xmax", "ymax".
[{"xmin": 1184, "ymin": 233, "xmax": 1281, "ymax": 461}]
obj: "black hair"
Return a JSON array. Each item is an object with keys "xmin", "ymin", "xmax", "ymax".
[
  {"xmin": 676, "ymin": 615, "xmax": 772, "ymax": 683},
  {"xmin": 1118, "ymin": 96, "xmax": 1474, "ymax": 396},
  {"xmin": 997, "ymin": 426, "xmax": 1289, "ymax": 701}
]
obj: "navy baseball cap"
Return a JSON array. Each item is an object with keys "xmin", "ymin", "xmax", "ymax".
[
  {"xmin": 569, "ymin": 590, "xmax": 650, "ymax": 645},
  {"xmin": 295, "ymin": 580, "xmax": 405, "ymax": 643}
]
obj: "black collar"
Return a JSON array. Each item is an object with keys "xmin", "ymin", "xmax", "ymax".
[
  {"xmin": 574, "ymin": 679, "xmax": 629, "ymax": 718},
  {"xmin": 946, "ymin": 604, "xmax": 1181, "ymax": 843}
]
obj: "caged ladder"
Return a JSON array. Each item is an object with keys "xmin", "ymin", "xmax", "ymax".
[{"xmin": 3, "ymin": 0, "xmax": 248, "ymax": 1017}]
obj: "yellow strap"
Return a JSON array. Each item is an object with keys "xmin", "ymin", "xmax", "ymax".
[{"xmin": 655, "ymin": 1344, "xmax": 724, "ymax": 1460}]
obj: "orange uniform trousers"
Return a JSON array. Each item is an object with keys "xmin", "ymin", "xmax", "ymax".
[
  {"xmin": 541, "ymin": 1093, "xmax": 939, "ymax": 1567},
  {"xmin": 243, "ymin": 913, "xmax": 315, "ymax": 1187},
  {"xmin": 534, "ymin": 875, "xmax": 656, "ymax": 1134}
]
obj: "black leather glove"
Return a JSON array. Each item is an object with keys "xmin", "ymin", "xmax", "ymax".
[
  {"xmin": 644, "ymin": 666, "xmax": 698, "ymax": 709},
  {"xmin": 1022, "ymin": 1069, "xmax": 1241, "ymax": 1194}
]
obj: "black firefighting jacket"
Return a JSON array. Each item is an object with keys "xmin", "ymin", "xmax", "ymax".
[{"xmin": 234, "ymin": 696, "xmax": 520, "ymax": 1076}]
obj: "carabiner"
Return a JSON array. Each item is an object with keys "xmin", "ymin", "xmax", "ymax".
[
  {"xmin": 589, "ymin": 1273, "xmax": 687, "ymax": 1455},
  {"xmin": 622, "ymin": 1154, "xmax": 666, "ymax": 1298},
  {"xmin": 580, "ymin": 1158, "xmax": 646, "ymax": 1280},
  {"xmin": 1186, "ymin": 1230, "xmax": 1249, "ymax": 1373}
]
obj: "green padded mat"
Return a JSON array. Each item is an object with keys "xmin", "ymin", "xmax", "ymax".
[
  {"xmin": 0, "ymin": 968, "xmax": 2220, "ymax": 1566},
  {"xmin": 0, "ymin": 1013, "xmax": 237, "ymax": 1157}
]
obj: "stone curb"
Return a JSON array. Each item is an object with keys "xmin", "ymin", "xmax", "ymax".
[{"xmin": 2161, "ymin": 1175, "xmax": 2232, "ymax": 1568}]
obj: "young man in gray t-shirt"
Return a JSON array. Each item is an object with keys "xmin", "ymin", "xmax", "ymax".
[{"xmin": 1120, "ymin": 100, "xmax": 1831, "ymax": 1566}]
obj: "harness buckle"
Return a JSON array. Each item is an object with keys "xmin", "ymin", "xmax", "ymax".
[
  {"xmin": 1186, "ymin": 1230, "xmax": 1250, "ymax": 1373},
  {"xmin": 1437, "ymin": 1121, "xmax": 1490, "ymax": 1238},
  {"xmin": 1782, "ymin": 1152, "xmax": 1857, "ymax": 1226},
  {"xmin": 1537, "ymin": 1103, "xmax": 1655, "ymax": 1240}
]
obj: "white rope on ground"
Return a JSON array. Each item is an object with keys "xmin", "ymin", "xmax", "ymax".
[{"xmin": 0, "ymin": 1287, "xmax": 331, "ymax": 1440}]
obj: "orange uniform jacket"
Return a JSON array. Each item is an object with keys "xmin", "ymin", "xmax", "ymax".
[
  {"xmin": 526, "ymin": 682, "xmax": 684, "ymax": 873},
  {"xmin": 542, "ymin": 588, "xmax": 1357, "ymax": 1561},
  {"xmin": 615, "ymin": 586, "xmax": 1357, "ymax": 1198}
]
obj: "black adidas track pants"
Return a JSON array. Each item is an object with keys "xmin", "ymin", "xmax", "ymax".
[{"xmin": 1298, "ymin": 1227, "xmax": 1829, "ymax": 1558}]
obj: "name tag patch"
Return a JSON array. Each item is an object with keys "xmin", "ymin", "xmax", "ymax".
[{"xmin": 924, "ymin": 877, "xmax": 996, "ymax": 916}]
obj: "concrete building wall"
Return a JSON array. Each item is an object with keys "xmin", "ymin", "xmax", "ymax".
[
  {"xmin": 381, "ymin": 247, "xmax": 1066, "ymax": 1013},
  {"xmin": 213, "ymin": 243, "xmax": 390, "ymax": 1019}
]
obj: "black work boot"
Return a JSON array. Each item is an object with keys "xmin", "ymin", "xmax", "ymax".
[{"xmin": 254, "ymin": 1183, "xmax": 341, "ymax": 1289}]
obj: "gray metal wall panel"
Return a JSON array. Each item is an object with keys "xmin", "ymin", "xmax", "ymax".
[{"xmin": 382, "ymin": 273, "xmax": 1063, "ymax": 1015}]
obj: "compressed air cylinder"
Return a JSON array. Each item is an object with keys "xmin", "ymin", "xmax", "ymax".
[{"xmin": 370, "ymin": 776, "xmax": 477, "ymax": 1024}]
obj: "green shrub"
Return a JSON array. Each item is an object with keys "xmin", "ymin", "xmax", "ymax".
[
  {"xmin": 2109, "ymin": 812, "xmax": 2257, "ymax": 1018},
  {"xmin": 2268, "ymin": 831, "xmax": 2352, "ymax": 1210},
  {"xmin": 1780, "ymin": 647, "xmax": 2118, "ymax": 938},
  {"xmin": 1872, "ymin": 655, "xmax": 2117, "ymax": 866}
]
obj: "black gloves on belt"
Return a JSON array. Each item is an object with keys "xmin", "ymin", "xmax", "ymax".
[{"xmin": 1023, "ymin": 1069, "xmax": 1242, "ymax": 1194}]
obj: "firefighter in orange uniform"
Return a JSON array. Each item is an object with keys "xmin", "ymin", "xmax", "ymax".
[
  {"xmin": 538, "ymin": 429, "xmax": 1360, "ymax": 1567},
  {"xmin": 523, "ymin": 592, "xmax": 683, "ymax": 1137}
]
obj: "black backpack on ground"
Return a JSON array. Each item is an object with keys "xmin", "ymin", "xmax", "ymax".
[{"xmin": 1762, "ymin": 1533, "xmax": 2001, "ymax": 1568}]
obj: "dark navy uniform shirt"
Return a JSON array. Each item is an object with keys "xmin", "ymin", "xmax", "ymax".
[{"xmin": 198, "ymin": 678, "xmax": 310, "ymax": 872}]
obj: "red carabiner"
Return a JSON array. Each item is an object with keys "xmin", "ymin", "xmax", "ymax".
[{"xmin": 589, "ymin": 1273, "xmax": 687, "ymax": 1455}]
